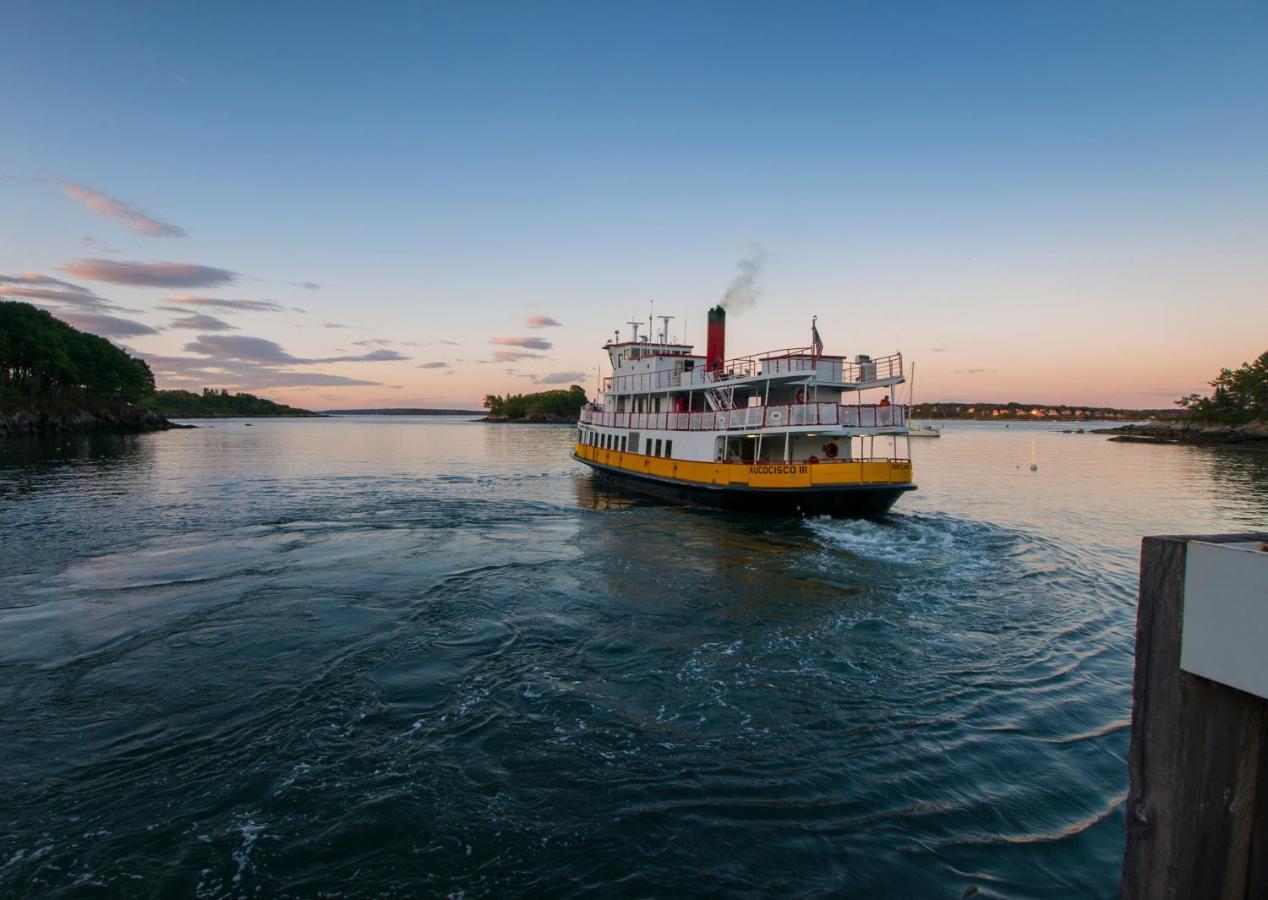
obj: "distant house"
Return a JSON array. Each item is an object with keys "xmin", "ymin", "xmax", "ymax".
[{"xmin": 1031, "ymin": 408, "xmax": 1044, "ymax": 416}]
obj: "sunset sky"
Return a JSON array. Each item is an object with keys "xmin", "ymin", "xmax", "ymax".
[{"xmin": 3, "ymin": 1, "xmax": 1265, "ymax": 409}]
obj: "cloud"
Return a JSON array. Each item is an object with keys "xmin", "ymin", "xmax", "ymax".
[
  {"xmin": 51, "ymin": 311, "xmax": 160, "ymax": 337},
  {"xmin": 526, "ymin": 316, "xmax": 561, "ymax": 328},
  {"xmin": 146, "ymin": 354, "xmax": 381, "ymax": 389},
  {"xmin": 954, "ymin": 368, "xmax": 993, "ymax": 375},
  {"xmin": 182, "ymin": 334, "xmax": 409, "ymax": 364},
  {"xmin": 164, "ymin": 295, "xmax": 285, "ymax": 312},
  {"xmin": 59, "ymin": 259, "xmax": 236, "ymax": 288},
  {"xmin": 490, "ymin": 336, "xmax": 552, "ymax": 350},
  {"xmin": 535, "ymin": 371, "xmax": 586, "ymax": 385},
  {"xmin": 60, "ymin": 183, "xmax": 186, "ymax": 237},
  {"xmin": 444, "ymin": 370, "xmax": 455, "ymax": 376},
  {"xmin": 439, "ymin": 339, "xmax": 460, "ymax": 346},
  {"xmin": 342, "ymin": 349, "xmax": 408, "ymax": 362},
  {"xmin": 493, "ymin": 350, "xmax": 545, "ymax": 362},
  {"xmin": 418, "ymin": 361, "xmax": 449, "ymax": 369},
  {"xmin": 0, "ymin": 272, "xmax": 116, "ymax": 309},
  {"xmin": 169, "ymin": 313, "xmax": 236, "ymax": 331},
  {"xmin": 353, "ymin": 338, "xmax": 417, "ymax": 348},
  {"xmin": 292, "ymin": 281, "xmax": 321, "ymax": 290},
  {"xmin": 929, "ymin": 347, "xmax": 951, "ymax": 353},
  {"xmin": 323, "ymin": 322, "xmax": 350, "ymax": 329},
  {"xmin": 1, "ymin": 272, "xmax": 94, "ymax": 294}
]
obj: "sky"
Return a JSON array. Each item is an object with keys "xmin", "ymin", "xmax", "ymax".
[{"xmin": 2, "ymin": 0, "xmax": 1265, "ymax": 409}]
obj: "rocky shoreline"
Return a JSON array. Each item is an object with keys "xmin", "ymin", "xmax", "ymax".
[
  {"xmin": 0, "ymin": 404, "xmax": 180, "ymax": 436},
  {"xmin": 1106, "ymin": 419, "xmax": 1268, "ymax": 451}
]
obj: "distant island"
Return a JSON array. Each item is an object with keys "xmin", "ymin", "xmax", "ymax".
[
  {"xmin": 484, "ymin": 385, "xmax": 586, "ymax": 423},
  {"xmin": 1, "ymin": 301, "xmax": 169, "ymax": 435},
  {"xmin": 323, "ymin": 408, "xmax": 484, "ymax": 416},
  {"xmin": 910, "ymin": 401, "xmax": 1177, "ymax": 421},
  {"xmin": 145, "ymin": 388, "xmax": 318, "ymax": 418}
]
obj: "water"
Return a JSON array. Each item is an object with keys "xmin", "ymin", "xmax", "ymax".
[{"xmin": 1, "ymin": 418, "xmax": 1265, "ymax": 897}]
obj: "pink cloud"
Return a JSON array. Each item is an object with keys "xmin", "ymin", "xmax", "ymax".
[
  {"xmin": 490, "ymin": 336, "xmax": 552, "ymax": 350},
  {"xmin": 526, "ymin": 316, "xmax": 561, "ymax": 328},
  {"xmin": 59, "ymin": 259, "xmax": 236, "ymax": 288},
  {"xmin": 61, "ymin": 183, "xmax": 186, "ymax": 237}
]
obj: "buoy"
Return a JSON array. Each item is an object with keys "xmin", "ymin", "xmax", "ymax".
[{"xmin": 1030, "ymin": 463, "xmax": 1038, "ymax": 471}]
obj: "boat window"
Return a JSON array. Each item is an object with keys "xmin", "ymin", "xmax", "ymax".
[
  {"xmin": 620, "ymin": 436, "xmax": 627, "ymax": 452},
  {"xmin": 645, "ymin": 438, "xmax": 652, "ymax": 455},
  {"xmin": 655, "ymin": 439, "xmax": 662, "ymax": 456},
  {"xmin": 665, "ymin": 440, "xmax": 673, "ymax": 457}
]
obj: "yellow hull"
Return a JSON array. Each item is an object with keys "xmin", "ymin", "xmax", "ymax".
[{"xmin": 574, "ymin": 443, "xmax": 912, "ymax": 490}]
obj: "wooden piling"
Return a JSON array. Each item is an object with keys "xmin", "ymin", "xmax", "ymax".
[{"xmin": 1122, "ymin": 533, "xmax": 1268, "ymax": 899}]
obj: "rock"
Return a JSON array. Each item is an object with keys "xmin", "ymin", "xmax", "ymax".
[
  {"xmin": 0, "ymin": 403, "xmax": 177, "ymax": 436},
  {"xmin": 1105, "ymin": 419, "xmax": 1268, "ymax": 450}
]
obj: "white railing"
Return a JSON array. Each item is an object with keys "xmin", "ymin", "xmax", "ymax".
[
  {"xmin": 578, "ymin": 402, "xmax": 907, "ymax": 431},
  {"xmin": 601, "ymin": 351, "xmax": 904, "ymax": 394}
]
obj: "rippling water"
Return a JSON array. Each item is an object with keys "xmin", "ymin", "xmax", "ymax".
[{"xmin": 2, "ymin": 418, "xmax": 1265, "ymax": 897}]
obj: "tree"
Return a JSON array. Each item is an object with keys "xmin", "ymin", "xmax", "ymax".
[
  {"xmin": 1177, "ymin": 351, "xmax": 1268, "ymax": 421},
  {"xmin": 0, "ymin": 300, "xmax": 156, "ymax": 406}
]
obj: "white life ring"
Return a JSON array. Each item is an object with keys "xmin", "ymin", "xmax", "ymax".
[{"xmin": 769, "ymin": 409, "xmax": 784, "ymax": 424}]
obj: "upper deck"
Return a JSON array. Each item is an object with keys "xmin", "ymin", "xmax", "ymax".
[{"xmin": 602, "ymin": 347, "xmax": 904, "ymax": 396}]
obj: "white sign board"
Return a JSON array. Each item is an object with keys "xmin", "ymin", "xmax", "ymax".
[{"xmin": 1180, "ymin": 541, "xmax": 1268, "ymax": 699}]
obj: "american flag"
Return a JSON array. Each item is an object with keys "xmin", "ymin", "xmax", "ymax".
[{"xmin": 811, "ymin": 318, "xmax": 823, "ymax": 357}]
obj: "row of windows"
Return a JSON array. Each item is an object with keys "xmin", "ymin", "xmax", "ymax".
[
  {"xmin": 580, "ymin": 429, "xmax": 628, "ymax": 452},
  {"xmin": 578, "ymin": 429, "xmax": 672, "ymax": 459}
]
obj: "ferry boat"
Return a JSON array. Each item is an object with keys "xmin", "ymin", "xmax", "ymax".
[{"xmin": 573, "ymin": 306, "xmax": 915, "ymax": 516}]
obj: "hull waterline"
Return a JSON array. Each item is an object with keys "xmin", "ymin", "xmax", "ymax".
[{"xmin": 576, "ymin": 454, "xmax": 915, "ymax": 518}]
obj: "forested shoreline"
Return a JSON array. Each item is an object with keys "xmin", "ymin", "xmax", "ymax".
[
  {"xmin": 482, "ymin": 385, "xmax": 587, "ymax": 422},
  {"xmin": 0, "ymin": 301, "xmax": 171, "ymax": 434},
  {"xmin": 1, "ymin": 302, "xmax": 155, "ymax": 407},
  {"xmin": 144, "ymin": 388, "xmax": 316, "ymax": 418}
]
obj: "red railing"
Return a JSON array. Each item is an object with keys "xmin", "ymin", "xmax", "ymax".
[
  {"xmin": 578, "ymin": 402, "xmax": 907, "ymax": 431},
  {"xmin": 601, "ymin": 350, "xmax": 903, "ymax": 394}
]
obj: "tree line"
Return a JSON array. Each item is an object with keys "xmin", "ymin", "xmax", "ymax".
[
  {"xmin": 143, "ymin": 388, "xmax": 314, "ymax": 417},
  {"xmin": 1178, "ymin": 351, "xmax": 1268, "ymax": 422},
  {"xmin": 0, "ymin": 301, "xmax": 154, "ymax": 406},
  {"xmin": 483, "ymin": 385, "xmax": 587, "ymax": 420}
]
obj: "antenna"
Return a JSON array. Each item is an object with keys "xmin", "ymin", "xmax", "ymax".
[
  {"xmin": 648, "ymin": 300, "xmax": 654, "ymax": 344},
  {"xmin": 626, "ymin": 320, "xmax": 642, "ymax": 343},
  {"xmin": 658, "ymin": 315, "xmax": 675, "ymax": 344}
]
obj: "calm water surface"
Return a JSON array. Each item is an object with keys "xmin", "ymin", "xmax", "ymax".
[{"xmin": 2, "ymin": 418, "xmax": 1266, "ymax": 897}]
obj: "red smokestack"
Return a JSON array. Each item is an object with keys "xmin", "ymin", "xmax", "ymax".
[{"xmin": 706, "ymin": 305, "xmax": 726, "ymax": 372}]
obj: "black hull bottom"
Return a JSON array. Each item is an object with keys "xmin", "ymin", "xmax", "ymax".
[{"xmin": 579, "ymin": 459, "xmax": 915, "ymax": 518}]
